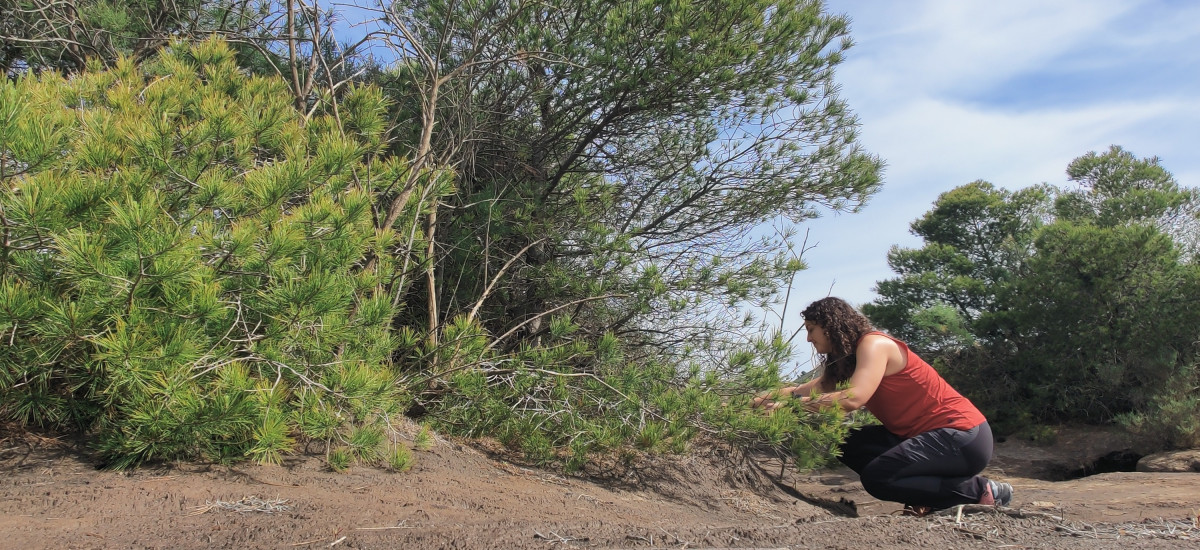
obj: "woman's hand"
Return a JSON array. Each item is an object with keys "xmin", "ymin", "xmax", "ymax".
[
  {"xmin": 752, "ymin": 397, "xmax": 784, "ymax": 411},
  {"xmin": 751, "ymin": 388, "xmax": 793, "ymax": 411},
  {"xmin": 752, "ymin": 387, "xmax": 832, "ymax": 413}
]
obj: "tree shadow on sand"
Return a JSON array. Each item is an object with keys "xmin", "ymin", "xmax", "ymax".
[
  {"xmin": 744, "ymin": 455, "xmax": 859, "ymax": 518},
  {"xmin": 560, "ymin": 442, "xmax": 861, "ymax": 518}
]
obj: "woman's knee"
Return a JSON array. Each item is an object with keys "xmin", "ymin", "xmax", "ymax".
[
  {"xmin": 859, "ymin": 477, "xmax": 894, "ymax": 501},
  {"xmin": 858, "ymin": 459, "xmax": 901, "ymax": 489}
]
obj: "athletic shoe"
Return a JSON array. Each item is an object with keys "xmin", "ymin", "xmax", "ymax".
[{"xmin": 987, "ymin": 480, "xmax": 1013, "ymax": 506}]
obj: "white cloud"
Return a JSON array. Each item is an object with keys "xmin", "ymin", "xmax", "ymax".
[
  {"xmin": 871, "ymin": 97, "xmax": 1189, "ymax": 187},
  {"xmin": 837, "ymin": 0, "xmax": 1135, "ymax": 97}
]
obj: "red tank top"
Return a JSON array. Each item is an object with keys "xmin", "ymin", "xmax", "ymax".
[{"xmin": 862, "ymin": 332, "xmax": 986, "ymax": 438}]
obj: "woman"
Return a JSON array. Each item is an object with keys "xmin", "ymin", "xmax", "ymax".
[{"xmin": 754, "ymin": 297, "xmax": 1012, "ymax": 514}]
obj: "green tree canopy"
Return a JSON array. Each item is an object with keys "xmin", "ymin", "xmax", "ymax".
[
  {"xmin": 865, "ymin": 147, "xmax": 1200, "ymax": 446},
  {"xmin": 2, "ymin": 1, "xmax": 880, "ymax": 471},
  {"xmin": 4, "ymin": 0, "xmax": 884, "ymax": 369},
  {"xmin": 863, "ymin": 181, "xmax": 1051, "ymax": 352},
  {"xmin": 375, "ymin": 0, "xmax": 882, "ymax": 366}
]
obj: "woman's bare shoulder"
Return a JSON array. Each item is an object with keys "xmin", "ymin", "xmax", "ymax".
[
  {"xmin": 858, "ymin": 332, "xmax": 906, "ymax": 374},
  {"xmin": 858, "ymin": 331, "xmax": 894, "ymax": 345},
  {"xmin": 857, "ymin": 332, "xmax": 902, "ymax": 354}
]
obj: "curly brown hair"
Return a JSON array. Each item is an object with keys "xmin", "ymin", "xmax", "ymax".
[{"xmin": 801, "ymin": 297, "xmax": 875, "ymax": 391}]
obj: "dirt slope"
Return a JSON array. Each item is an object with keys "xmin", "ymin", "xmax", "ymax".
[{"xmin": 2, "ymin": 427, "xmax": 1197, "ymax": 549}]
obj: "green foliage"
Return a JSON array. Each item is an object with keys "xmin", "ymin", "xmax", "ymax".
[
  {"xmin": 520, "ymin": 431, "xmax": 555, "ymax": 467},
  {"xmin": 385, "ymin": 0, "xmax": 881, "ymax": 371},
  {"xmin": 422, "ymin": 330, "xmax": 850, "ymax": 472},
  {"xmin": 361, "ymin": 0, "xmax": 874, "ymax": 472},
  {"xmin": 295, "ymin": 395, "xmax": 341, "ymax": 442},
  {"xmin": 388, "ymin": 443, "xmax": 416, "ymax": 472},
  {"xmin": 249, "ymin": 413, "xmax": 295, "ymax": 466},
  {"xmin": 635, "ymin": 421, "xmax": 665, "ymax": 451},
  {"xmin": 563, "ymin": 439, "xmax": 590, "ymax": 474},
  {"xmin": 1005, "ymin": 222, "xmax": 1199, "ymax": 421},
  {"xmin": 1057, "ymin": 146, "xmax": 1194, "ymax": 228},
  {"xmin": 0, "ymin": 40, "xmax": 438, "ymax": 467},
  {"xmin": 1117, "ymin": 367, "xmax": 1200, "ymax": 451},
  {"xmin": 0, "ymin": 0, "xmax": 350, "ymax": 88},
  {"xmin": 863, "ymin": 180, "xmax": 1051, "ymax": 354},
  {"xmin": 866, "ymin": 147, "xmax": 1200, "ymax": 446},
  {"xmin": 413, "ymin": 425, "xmax": 434, "ymax": 451},
  {"xmin": 2, "ymin": 1, "xmax": 272, "ymax": 75},
  {"xmin": 4, "ymin": 0, "xmax": 877, "ymax": 474},
  {"xmin": 909, "ymin": 304, "xmax": 976, "ymax": 351},
  {"xmin": 347, "ymin": 424, "xmax": 386, "ymax": 464},
  {"xmin": 327, "ymin": 447, "xmax": 351, "ymax": 472}
]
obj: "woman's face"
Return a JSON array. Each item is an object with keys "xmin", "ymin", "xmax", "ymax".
[{"xmin": 804, "ymin": 321, "xmax": 832, "ymax": 354}]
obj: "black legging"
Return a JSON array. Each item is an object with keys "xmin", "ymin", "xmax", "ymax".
[{"xmin": 838, "ymin": 422, "xmax": 994, "ymax": 509}]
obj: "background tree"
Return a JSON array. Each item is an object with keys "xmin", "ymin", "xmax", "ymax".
[
  {"xmin": 353, "ymin": 1, "xmax": 883, "ymax": 466},
  {"xmin": 1, "ymin": 1, "xmax": 257, "ymax": 74},
  {"xmin": 862, "ymin": 181, "xmax": 1051, "ymax": 353},
  {"xmin": 370, "ymin": 0, "xmax": 882, "ymax": 362},
  {"xmin": 0, "ymin": 1, "xmax": 375, "ymax": 116},
  {"xmin": 865, "ymin": 147, "xmax": 1200, "ymax": 449},
  {"xmin": 3, "ymin": 0, "xmax": 884, "ymax": 367},
  {"xmin": 1002, "ymin": 147, "xmax": 1200, "ymax": 426}
]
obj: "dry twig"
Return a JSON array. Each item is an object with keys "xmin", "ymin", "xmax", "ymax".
[
  {"xmin": 533, "ymin": 530, "xmax": 585, "ymax": 544},
  {"xmin": 188, "ymin": 495, "xmax": 291, "ymax": 516},
  {"xmin": 931, "ymin": 504, "xmax": 1063, "ymax": 521},
  {"xmin": 355, "ymin": 521, "xmax": 416, "ymax": 531}
]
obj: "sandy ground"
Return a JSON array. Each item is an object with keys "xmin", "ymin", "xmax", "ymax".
[{"xmin": 2, "ymin": 426, "xmax": 1198, "ymax": 549}]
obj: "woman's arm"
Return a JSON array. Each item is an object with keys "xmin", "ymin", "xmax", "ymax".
[
  {"xmin": 751, "ymin": 334, "xmax": 898, "ymax": 412},
  {"xmin": 811, "ymin": 334, "xmax": 891, "ymax": 411},
  {"xmin": 795, "ymin": 335, "xmax": 895, "ymax": 413}
]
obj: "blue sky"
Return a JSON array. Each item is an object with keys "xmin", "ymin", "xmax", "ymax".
[{"xmin": 785, "ymin": 0, "xmax": 1200, "ymax": 318}]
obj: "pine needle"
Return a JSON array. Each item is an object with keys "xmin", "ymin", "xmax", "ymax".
[{"xmin": 188, "ymin": 495, "xmax": 291, "ymax": 515}]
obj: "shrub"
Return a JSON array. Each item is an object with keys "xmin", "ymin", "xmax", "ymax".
[
  {"xmin": 328, "ymin": 447, "xmax": 352, "ymax": 472},
  {"xmin": 388, "ymin": 444, "xmax": 415, "ymax": 472},
  {"xmin": 0, "ymin": 39, "xmax": 439, "ymax": 467},
  {"xmin": 413, "ymin": 425, "xmax": 434, "ymax": 451},
  {"xmin": 1118, "ymin": 367, "xmax": 1200, "ymax": 451},
  {"xmin": 0, "ymin": 39, "xmax": 856, "ymax": 474}
]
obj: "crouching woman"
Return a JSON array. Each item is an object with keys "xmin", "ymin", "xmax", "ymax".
[{"xmin": 755, "ymin": 297, "xmax": 1011, "ymax": 513}]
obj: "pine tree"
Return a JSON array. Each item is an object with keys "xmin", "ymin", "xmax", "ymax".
[
  {"xmin": 2, "ymin": 0, "xmax": 873, "ymax": 469},
  {"xmin": 864, "ymin": 148, "xmax": 1200, "ymax": 445},
  {"xmin": 0, "ymin": 39, "xmax": 441, "ymax": 467}
]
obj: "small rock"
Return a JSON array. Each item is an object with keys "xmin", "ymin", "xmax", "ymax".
[{"xmin": 1135, "ymin": 450, "xmax": 1200, "ymax": 472}]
